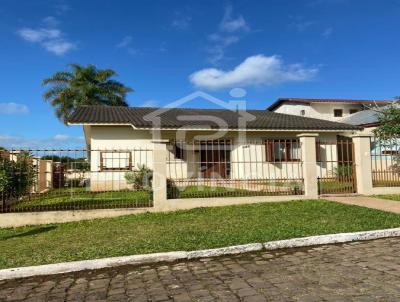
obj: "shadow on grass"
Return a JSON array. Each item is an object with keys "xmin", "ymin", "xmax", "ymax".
[{"xmin": 0, "ymin": 225, "xmax": 57, "ymax": 241}]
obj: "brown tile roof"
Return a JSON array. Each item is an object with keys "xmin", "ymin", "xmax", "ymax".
[
  {"xmin": 68, "ymin": 105, "xmax": 361, "ymax": 131},
  {"xmin": 267, "ymin": 98, "xmax": 393, "ymax": 111}
]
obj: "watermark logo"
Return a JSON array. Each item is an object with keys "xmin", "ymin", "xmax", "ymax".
[{"xmin": 143, "ymin": 89, "xmax": 255, "ymax": 143}]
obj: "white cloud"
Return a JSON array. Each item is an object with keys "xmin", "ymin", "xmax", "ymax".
[
  {"xmin": 17, "ymin": 17, "xmax": 76, "ymax": 56},
  {"xmin": 18, "ymin": 28, "xmax": 60, "ymax": 42},
  {"xmin": 0, "ymin": 103, "xmax": 29, "ymax": 115},
  {"xmin": 207, "ymin": 34, "xmax": 239, "ymax": 64},
  {"xmin": 116, "ymin": 36, "xmax": 132, "ymax": 48},
  {"xmin": 116, "ymin": 36, "xmax": 139, "ymax": 55},
  {"xmin": 219, "ymin": 5, "xmax": 249, "ymax": 33},
  {"xmin": 190, "ymin": 54, "xmax": 318, "ymax": 90},
  {"xmin": 42, "ymin": 39, "xmax": 76, "ymax": 55},
  {"xmin": 0, "ymin": 134, "xmax": 84, "ymax": 149},
  {"xmin": 53, "ymin": 134, "xmax": 71, "ymax": 141},
  {"xmin": 206, "ymin": 5, "xmax": 250, "ymax": 64}
]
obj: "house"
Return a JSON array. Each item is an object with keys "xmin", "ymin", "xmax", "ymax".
[
  {"xmin": 68, "ymin": 105, "xmax": 360, "ymax": 193},
  {"xmin": 267, "ymin": 98, "xmax": 391, "ymax": 121},
  {"xmin": 340, "ymin": 104, "xmax": 400, "ymax": 186}
]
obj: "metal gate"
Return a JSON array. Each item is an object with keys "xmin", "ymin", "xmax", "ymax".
[{"xmin": 317, "ymin": 137, "xmax": 357, "ymax": 194}]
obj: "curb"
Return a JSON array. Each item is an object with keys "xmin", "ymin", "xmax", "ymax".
[{"xmin": 1, "ymin": 228, "xmax": 400, "ymax": 281}]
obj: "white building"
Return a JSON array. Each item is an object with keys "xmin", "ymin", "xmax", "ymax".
[
  {"xmin": 267, "ymin": 98, "xmax": 391, "ymax": 121},
  {"xmin": 68, "ymin": 105, "xmax": 360, "ymax": 193}
]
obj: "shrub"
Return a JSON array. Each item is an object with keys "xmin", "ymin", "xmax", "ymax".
[
  {"xmin": 334, "ymin": 164, "xmax": 353, "ymax": 178},
  {"xmin": 0, "ymin": 152, "xmax": 36, "ymax": 202},
  {"xmin": 125, "ymin": 165, "xmax": 153, "ymax": 190}
]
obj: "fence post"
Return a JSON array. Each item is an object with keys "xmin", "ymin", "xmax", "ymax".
[
  {"xmin": 352, "ymin": 135, "xmax": 373, "ymax": 195},
  {"xmin": 152, "ymin": 140, "xmax": 168, "ymax": 208},
  {"xmin": 298, "ymin": 133, "xmax": 319, "ymax": 199}
]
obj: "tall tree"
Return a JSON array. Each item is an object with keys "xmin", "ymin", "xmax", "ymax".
[{"xmin": 43, "ymin": 64, "xmax": 133, "ymax": 124}]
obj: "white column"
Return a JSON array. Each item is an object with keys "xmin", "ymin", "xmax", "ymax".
[
  {"xmin": 298, "ymin": 133, "xmax": 319, "ymax": 199},
  {"xmin": 352, "ymin": 135, "xmax": 373, "ymax": 195},
  {"xmin": 152, "ymin": 140, "xmax": 168, "ymax": 208}
]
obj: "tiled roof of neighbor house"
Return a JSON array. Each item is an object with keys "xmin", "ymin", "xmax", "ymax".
[
  {"xmin": 68, "ymin": 106, "xmax": 361, "ymax": 131},
  {"xmin": 267, "ymin": 98, "xmax": 393, "ymax": 111}
]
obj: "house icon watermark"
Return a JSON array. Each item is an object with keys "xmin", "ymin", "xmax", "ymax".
[{"xmin": 143, "ymin": 89, "xmax": 256, "ymax": 144}]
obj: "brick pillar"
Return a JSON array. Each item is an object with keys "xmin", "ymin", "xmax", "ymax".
[
  {"xmin": 152, "ymin": 140, "xmax": 168, "ymax": 208},
  {"xmin": 298, "ymin": 133, "xmax": 319, "ymax": 199},
  {"xmin": 352, "ymin": 135, "xmax": 373, "ymax": 195}
]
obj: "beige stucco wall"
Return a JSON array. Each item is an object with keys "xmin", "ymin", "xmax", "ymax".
[
  {"xmin": 274, "ymin": 103, "xmax": 364, "ymax": 122},
  {"xmin": 85, "ymin": 125, "xmax": 353, "ymax": 191},
  {"xmin": 89, "ymin": 126, "xmax": 154, "ymax": 191},
  {"xmin": 37, "ymin": 160, "xmax": 53, "ymax": 193}
]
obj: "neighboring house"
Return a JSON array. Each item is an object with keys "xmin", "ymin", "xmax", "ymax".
[
  {"xmin": 340, "ymin": 104, "xmax": 400, "ymax": 185},
  {"xmin": 267, "ymin": 98, "xmax": 391, "ymax": 122},
  {"xmin": 339, "ymin": 107, "xmax": 381, "ymax": 134},
  {"xmin": 68, "ymin": 105, "xmax": 360, "ymax": 192}
]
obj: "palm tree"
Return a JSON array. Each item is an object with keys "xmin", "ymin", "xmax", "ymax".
[{"xmin": 43, "ymin": 64, "xmax": 133, "ymax": 124}]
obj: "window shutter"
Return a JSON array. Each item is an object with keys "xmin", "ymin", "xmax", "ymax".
[{"xmin": 316, "ymin": 141, "xmax": 320, "ymax": 162}]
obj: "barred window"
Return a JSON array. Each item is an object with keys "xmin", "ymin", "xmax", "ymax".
[
  {"xmin": 100, "ymin": 152, "xmax": 132, "ymax": 171},
  {"xmin": 265, "ymin": 140, "xmax": 301, "ymax": 162}
]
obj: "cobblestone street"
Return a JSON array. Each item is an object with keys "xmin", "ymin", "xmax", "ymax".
[{"xmin": 1, "ymin": 237, "xmax": 400, "ymax": 301}]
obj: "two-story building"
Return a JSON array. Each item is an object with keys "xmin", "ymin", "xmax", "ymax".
[{"xmin": 267, "ymin": 98, "xmax": 391, "ymax": 121}]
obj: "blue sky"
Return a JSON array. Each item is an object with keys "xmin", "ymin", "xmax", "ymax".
[{"xmin": 0, "ymin": 0, "xmax": 400, "ymax": 148}]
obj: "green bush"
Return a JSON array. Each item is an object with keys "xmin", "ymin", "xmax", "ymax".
[
  {"xmin": 334, "ymin": 164, "xmax": 353, "ymax": 178},
  {"xmin": 0, "ymin": 152, "xmax": 36, "ymax": 202},
  {"xmin": 125, "ymin": 165, "xmax": 153, "ymax": 191}
]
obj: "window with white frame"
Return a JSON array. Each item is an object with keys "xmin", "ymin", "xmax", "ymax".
[{"xmin": 100, "ymin": 151, "xmax": 132, "ymax": 171}]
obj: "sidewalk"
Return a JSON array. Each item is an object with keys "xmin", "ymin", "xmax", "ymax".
[
  {"xmin": 1, "ymin": 237, "xmax": 399, "ymax": 301},
  {"xmin": 325, "ymin": 196, "xmax": 400, "ymax": 214}
]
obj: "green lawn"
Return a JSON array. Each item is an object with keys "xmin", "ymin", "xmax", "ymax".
[
  {"xmin": 318, "ymin": 180, "xmax": 355, "ymax": 193},
  {"xmin": 168, "ymin": 185, "xmax": 301, "ymax": 199},
  {"xmin": 375, "ymin": 195, "xmax": 400, "ymax": 201},
  {"xmin": 169, "ymin": 186, "xmax": 264, "ymax": 198},
  {"xmin": 9, "ymin": 188, "xmax": 152, "ymax": 211},
  {"xmin": 1, "ymin": 199, "xmax": 400, "ymax": 269}
]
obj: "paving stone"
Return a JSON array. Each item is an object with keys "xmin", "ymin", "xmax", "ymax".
[{"xmin": 2, "ymin": 237, "xmax": 400, "ymax": 301}]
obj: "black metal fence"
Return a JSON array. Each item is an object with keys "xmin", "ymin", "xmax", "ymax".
[
  {"xmin": 0, "ymin": 149, "xmax": 153, "ymax": 212},
  {"xmin": 370, "ymin": 137, "xmax": 400, "ymax": 187},
  {"xmin": 166, "ymin": 139, "xmax": 304, "ymax": 199}
]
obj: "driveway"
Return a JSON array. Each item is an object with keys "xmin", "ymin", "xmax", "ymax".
[{"xmin": 1, "ymin": 237, "xmax": 400, "ymax": 301}]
